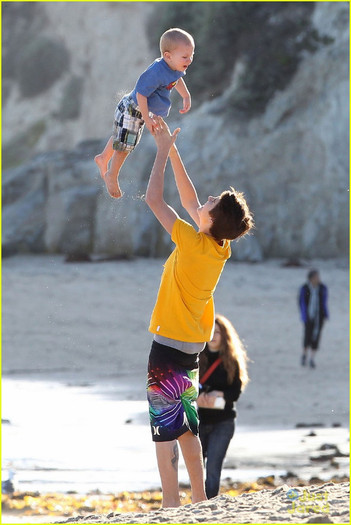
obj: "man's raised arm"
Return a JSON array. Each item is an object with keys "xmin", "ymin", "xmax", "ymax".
[
  {"xmin": 145, "ymin": 118, "xmax": 181, "ymax": 235},
  {"xmin": 169, "ymin": 144, "xmax": 201, "ymax": 227}
]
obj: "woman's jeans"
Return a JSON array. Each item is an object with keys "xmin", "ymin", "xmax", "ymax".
[{"xmin": 199, "ymin": 418, "xmax": 235, "ymax": 498}]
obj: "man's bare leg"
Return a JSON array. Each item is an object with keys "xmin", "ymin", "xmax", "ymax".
[
  {"xmin": 104, "ymin": 149, "xmax": 129, "ymax": 198},
  {"xmin": 155, "ymin": 441, "xmax": 181, "ymax": 508},
  {"xmin": 94, "ymin": 136, "xmax": 114, "ymax": 180},
  {"xmin": 178, "ymin": 431, "xmax": 207, "ymax": 504}
]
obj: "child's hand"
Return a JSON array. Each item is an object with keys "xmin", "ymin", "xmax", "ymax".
[
  {"xmin": 144, "ymin": 116, "xmax": 158, "ymax": 134},
  {"xmin": 179, "ymin": 95, "xmax": 191, "ymax": 114}
]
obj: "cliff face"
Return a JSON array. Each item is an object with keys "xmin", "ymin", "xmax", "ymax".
[
  {"xmin": 2, "ymin": 2, "xmax": 349, "ymax": 260},
  {"xmin": 175, "ymin": 2, "xmax": 349, "ymax": 260},
  {"xmin": 2, "ymin": 2, "xmax": 154, "ymax": 160}
]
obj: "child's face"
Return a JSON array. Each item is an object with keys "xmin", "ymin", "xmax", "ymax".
[{"xmin": 164, "ymin": 43, "xmax": 194, "ymax": 72}]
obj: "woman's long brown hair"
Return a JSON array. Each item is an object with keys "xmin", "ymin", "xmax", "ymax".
[{"xmin": 200, "ymin": 314, "xmax": 249, "ymax": 389}]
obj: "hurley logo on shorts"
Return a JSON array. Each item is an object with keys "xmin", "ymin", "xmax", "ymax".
[{"xmin": 152, "ymin": 426, "xmax": 160, "ymax": 436}]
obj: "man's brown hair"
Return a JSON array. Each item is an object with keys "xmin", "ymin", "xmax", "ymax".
[{"xmin": 209, "ymin": 188, "xmax": 254, "ymax": 242}]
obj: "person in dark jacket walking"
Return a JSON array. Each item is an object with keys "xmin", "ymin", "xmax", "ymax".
[
  {"xmin": 299, "ymin": 269, "xmax": 329, "ymax": 368},
  {"xmin": 196, "ymin": 314, "xmax": 249, "ymax": 498}
]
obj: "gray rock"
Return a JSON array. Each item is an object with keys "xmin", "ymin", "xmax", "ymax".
[
  {"xmin": 45, "ymin": 154, "xmax": 99, "ymax": 255},
  {"xmin": 2, "ymin": 157, "xmax": 47, "ymax": 253}
]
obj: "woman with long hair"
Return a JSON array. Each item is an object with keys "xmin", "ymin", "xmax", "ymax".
[{"xmin": 197, "ymin": 314, "xmax": 249, "ymax": 498}]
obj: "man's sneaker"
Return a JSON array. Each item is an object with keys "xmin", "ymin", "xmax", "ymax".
[
  {"xmin": 310, "ymin": 359, "xmax": 316, "ymax": 368},
  {"xmin": 301, "ymin": 354, "xmax": 306, "ymax": 366}
]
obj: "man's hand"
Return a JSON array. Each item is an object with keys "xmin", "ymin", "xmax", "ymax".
[
  {"xmin": 152, "ymin": 117, "xmax": 180, "ymax": 152},
  {"xmin": 144, "ymin": 116, "xmax": 158, "ymax": 134},
  {"xmin": 179, "ymin": 95, "xmax": 191, "ymax": 114}
]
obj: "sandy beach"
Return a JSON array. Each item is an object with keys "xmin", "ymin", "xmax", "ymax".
[
  {"xmin": 2, "ymin": 254, "xmax": 349, "ymax": 425},
  {"xmin": 55, "ymin": 482, "xmax": 350, "ymax": 523},
  {"xmin": 2, "ymin": 254, "xmax": 349, "ymax": 523}
]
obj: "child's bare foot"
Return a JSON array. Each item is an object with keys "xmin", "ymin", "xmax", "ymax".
[
  {"xmin": 94, "ymin": 154, "xmax": 108, "ymax": 181},
  {"xmin": 104, "ymin": 171, "xmax": 123, "ymax": 199}
]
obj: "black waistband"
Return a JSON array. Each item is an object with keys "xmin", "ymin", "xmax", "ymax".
[{"xmin": 150, "ymin": 340, "xmax": 199, "ymax": 369}]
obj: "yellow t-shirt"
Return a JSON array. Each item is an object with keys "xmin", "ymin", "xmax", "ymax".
[{"xmin": 149, "ymin": 218, "xmax": 231, "ymax": 342}]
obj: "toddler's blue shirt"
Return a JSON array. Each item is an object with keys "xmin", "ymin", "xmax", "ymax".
[{"xmin": 130, "ymin": 58, "xmax": 185, "ymax": 117}]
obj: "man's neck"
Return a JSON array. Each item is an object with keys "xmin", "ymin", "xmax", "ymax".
[{"xmin": 199, "ymin": 227, "xmax": 224, "ymax": 246}]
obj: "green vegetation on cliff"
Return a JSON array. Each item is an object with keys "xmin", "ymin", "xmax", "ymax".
[{"xmin": 147, "ymin": 2, "xmax": 333, "ymax": 116}]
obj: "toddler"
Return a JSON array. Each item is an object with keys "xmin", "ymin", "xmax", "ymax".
[{"xmin": 94, "ymin": 28, "xmax": 195, "ymax": 198}]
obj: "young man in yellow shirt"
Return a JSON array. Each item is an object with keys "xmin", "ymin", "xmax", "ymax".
[{"xmin": 145, "ymin": 117, "xmax": 253, "ymax": 507}]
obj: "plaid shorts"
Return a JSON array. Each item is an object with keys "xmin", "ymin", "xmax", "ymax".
[{"xmin": 112, "ymin": 95, "xmax": 145, "ymax": 152}]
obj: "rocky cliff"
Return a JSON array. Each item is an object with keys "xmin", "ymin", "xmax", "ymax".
[{"xmin": 2, "ymin": 2, "xmax": 349, "ymax": 260}]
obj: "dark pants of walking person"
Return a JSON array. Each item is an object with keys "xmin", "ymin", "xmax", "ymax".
[
  {"xmin": 304, "ymin": 319, "xmax": 324, "ymax": 350},
  {"xmin": 199, "ymin": 419, "xmax": 235, "ymax": 498}
]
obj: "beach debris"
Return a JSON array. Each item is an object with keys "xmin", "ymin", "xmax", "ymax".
[
  {"xmin": 90, "ymin": 254, "xmax": 134, "ymax": 263},
  {"xmin": 319, "ymin": 444, "xmax": 338, "ymax": 451},
  {"xmin": 64, "ymin": 253, "xmax": 92, "ymax": 263},
  {"xmin": 2, "ymin": 478, "xmax": 349, "ymax": 520},
  {"xmin": 0, "ymin": 481, "xmax": 268, "ymax": 518},
  {"xmin": 280, "ymin": 471, "xmax": 299, "ymax": 482},
  {"xmin": 296, "ymin": 423, "xmax": 325, "ymax": 428},
  {"xmin": 319, "ymin": 444, "xmax": 348, "ymax": 457},
  {"xmin": 1, "ymin": 469, "xmax": 17, "ymax": 494},
  {"xmin": 281, "ymin": 258, "xmax": 304, "ymax": 267},
  {"xmin": 257, "ymin": 475, "xmax": 275, "ymax": 487},
  {"xmin": 309, "ymin": 477, "xmax": 324, "ymax": 485},
  {"xmin": 310, "ymin": 444, "xmax": 348, "ymax": 462},
  {"xmin": 310, "ymin": 452, "xmax": 336, "ymax": 462}
]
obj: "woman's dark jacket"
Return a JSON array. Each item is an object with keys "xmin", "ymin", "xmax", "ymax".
[{"xmin": 198, "ymin": 346, "xmax": 242, "ymax": 425}]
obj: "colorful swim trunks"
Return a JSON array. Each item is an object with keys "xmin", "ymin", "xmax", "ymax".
[
  {"xmin": 147, "ymin": 340, "xmax": 200, "ymax": 442},
  {"xmin": 112, "ymin": 95, "xmax": 145, "ymax": 152}
]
